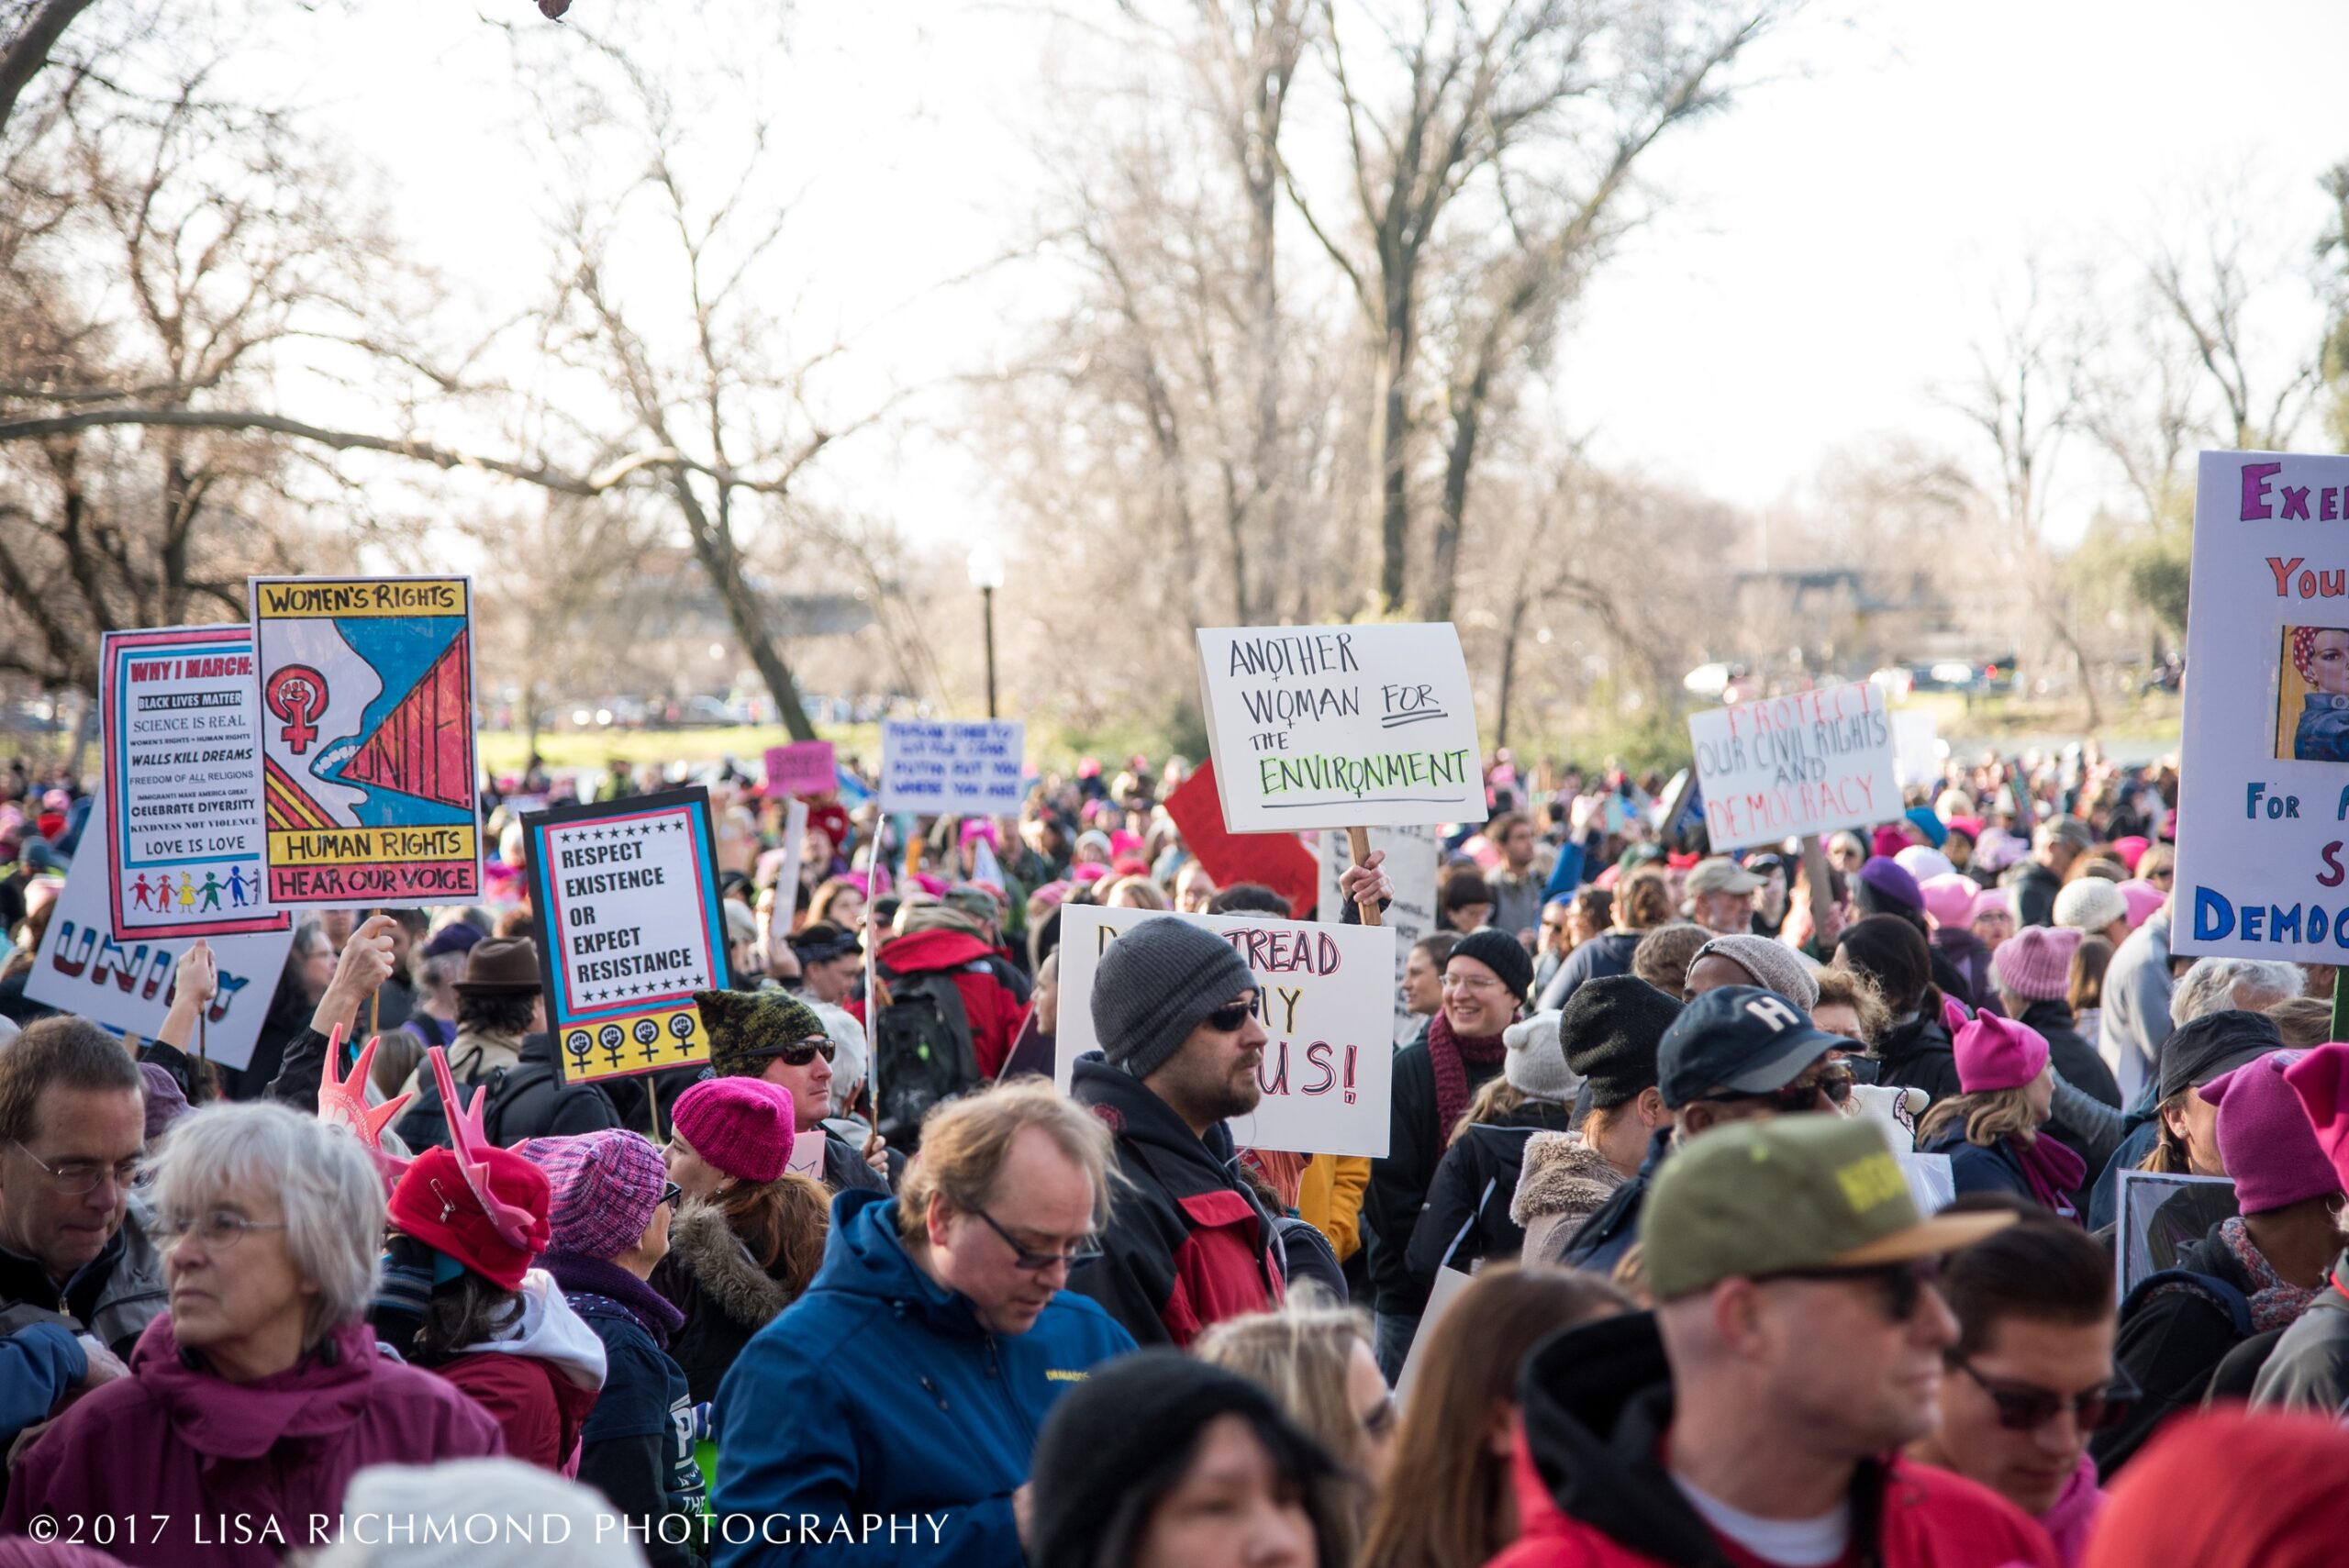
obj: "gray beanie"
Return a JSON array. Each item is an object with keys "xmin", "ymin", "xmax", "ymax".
[
  {"xmin": 1687, "ymin": 934, "xmax": 1820, "ymax": 1011},
  {"xmin": 1502, "ymin": 1010, "xmax": 1581, "ymax": 1103},
  {"xmin": 1091, "ymin": 917, "xmax": 1258, "ymax": 1079}
]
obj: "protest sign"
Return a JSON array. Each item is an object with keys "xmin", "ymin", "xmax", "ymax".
[
  {"xmin": 2114, "ymin": 1171, "xmax": 2238, "ymax": 1301},
  {"xmin": 1055, "ymin": 905, "xmax": 1395, "ymax": 1157},
  {"xmin": 1687, "ymin": 682, "xmax": 1898, "ymax": 851},
  {"xmin": 1197, "ymin": 624, "xmax": 1483, "ymax": 832},
  {"xmin": 1891, "ymin": 709, "xmax": 1943, "ymax": 790},
  {"xmin": 765, "ymin": 740, "xmax": 837, "ymax": 797},
  {"xmin": 879, "ymin": 719, "xmax": 1027, "ymax": 814},
  {"xmin": 523, "ymin": 787, "xmax": 727, "ymax": 1086},
  {"xmin": 99, "ymin": 624, "xmax": 284, "ymax": 940},
  {"xmin": 25, "ymin": 809, "xmax": 294, "ymax": 1071},
  {"xmin": 1162, "ymin": 761, "xmax": 1319, "ymax": 919},
  {"xmin": 2173, "ymin": 450, "xmax": 2349, "ymax": 961},
  {"xmin": 788, "ymin": 1129, "xmax": 827, "ymax": 1181},
  {"xmin": 250, "ymin": 575, "xmax": 481, "ymax": 906},
  {"xmin": 771, "ymin": 798, "xmax": 808, "ymax": 931},
  {"xmin": 1316, "ymin": 823, "xmax": 1438, "ymax": 1041},
  {"xmin": 1397, "ymin": 1264, "xmax": 1474, "ymax": 1409}
]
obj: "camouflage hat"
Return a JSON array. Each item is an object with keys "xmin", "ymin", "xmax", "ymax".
[
  {"xmin": 1642, "ymin": 1115, "xmax": 2012, "ymax": 1302},
  {"xmin": 695, "ymin": 987, "xmax": 829, "ymax": 1078}
]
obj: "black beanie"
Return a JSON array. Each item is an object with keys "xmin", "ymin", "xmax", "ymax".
[
  {"xmin": 1451, "ymin": 928, "xmax": 1534, "ymax": 1003},
  {"xmin": 1561, "ymin": 974, "xmax": 1684, "ymax": 1109},
  {"xmin": 1030, "ymin": 1351, "xmax": 1339, "ymax": 1568}
]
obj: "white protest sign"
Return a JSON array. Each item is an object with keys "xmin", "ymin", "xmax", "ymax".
[
  {"xmin": 1197, "ymin": 624, "xmax": 1483, "ymax": 832},
  {"xmin": 1397, "ymin": 1264, "xmax": 1475, "ymax": 1409},
  {"xmin": 2175, "ymin": 450, "xmax": 2349, "ymax": 961},
  {"xmin": 25, "ymin": 809, "xmax": 295, "ymax": 1071},
  {"xmin": 788, "ymin": 1129, "xmax": 827, "ymax": 1181},
  {"xmin": 99, "ymin": 624, "xmax": 284, "ymax": 940},
  {"xmin": 879, "ymin": 719, "xmax": 1028, "ymax": 815},
  {"xmin": 1687, "ymin": 682, "xmax": 1898, "ymax": 851},
  {"xmin": 1890, "ymin": 709, "xmax": 1943, "ymax": 790},
  {"xmin": 1316, "ymin": 824, "xmax": 1439, "ymax": 1042},
  {"xmin": 1056, "ymin": 905, "xmax": 1396, "ymax": 1157}
]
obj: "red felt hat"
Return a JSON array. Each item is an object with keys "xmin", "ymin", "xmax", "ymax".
[{"xmin": 388, "ymin": 1145, "xmax": 551, "ymax": 1291}]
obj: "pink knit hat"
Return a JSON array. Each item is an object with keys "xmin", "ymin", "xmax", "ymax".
[
  {"xmin": 2119, "ymin": 879, "xmax": 2166, "ymax": 930},
  {"xmin": 1991, "ymin": 925, "xmax": 2082, "ymax": 1004},
  {"xmin": 672, "ymin": 1077, "xmax": 796, "ymax": 1184},
  {"xmin": 1920, "ymin": 873, "xmax": 1979, "ymax": 932},
  {"xmin": 2110, "ymin": 835, "xmax": 2150, "ymax": 872},
  {"xmin": 1972, "ymin": 888, "xmax": 2013, "ymax": 926},
  {"xmin": 2285, "ymin": 1043, "xmax": 2349, "ymax": 1197},
  {"xmin": 2204, "ymin": 1051, "xmax": 2336, "ymax": 1214},
  {"xmin": 1954, "ymin": 1012, "xmax": 2050, "ymax": 1094},
  {"xmin": 516, "ymin": 1129, "xmax": 668, "ymax": 1261}
]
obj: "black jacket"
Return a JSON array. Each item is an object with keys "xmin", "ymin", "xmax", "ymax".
[
  {"xmin": 1407, "ymin": 1100, "xmax": 1577, "ymax": 1284},
  {"xmin": 2097, "ymin": 1221, "xmax": 2260, "ymax": 1476},
  {"xmin": 2020, "ymin": 998, "xmax": 2120, "ymax": 1109},
  {"xmin": 1363, "ymin": 1039, "xmax": 1505, "ymax": 1318},
  {"xmin": 1874, "ymin": 1007, "xmax": 1962, "ymax": 1105},
  {"xmin": 1535, "ymin": 930, "xmax": 1642, "ymax": 1010},
  {"xmin": 2011, "ymin": 862, "xmax": 2063, "ymax": 929},
  {"xmin": 479, "ymin": 1034, "xmax": 623, "ymax": 1143},
  {"xmin": 651, "ymin": 1201, "xmax": 801, "ymax": 1406},
  {"xmin": 1065, "ymin": 1055, "xmax": 1284, "ymax": 1348}
]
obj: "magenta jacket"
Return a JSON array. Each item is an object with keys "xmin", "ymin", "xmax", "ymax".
[{"xmin": 1, "ymin": 1315, "xmax": 505, "ymax": 1566}]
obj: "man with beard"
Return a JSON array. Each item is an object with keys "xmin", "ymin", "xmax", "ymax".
[{"xmin": 1067, "ymin": 918, "xmax": 1286, "ymax": 1347}]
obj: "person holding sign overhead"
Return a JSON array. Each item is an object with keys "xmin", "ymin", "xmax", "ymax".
[{"xmin": 1066, "ymin": 919, "xmax": 1290, "ymax": 1349}]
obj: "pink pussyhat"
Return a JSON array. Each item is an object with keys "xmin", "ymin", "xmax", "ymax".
[
  {"xmin": 2118, "ymin": 879, "xmax": 2166, "ymax": 929},
  {"xmin": 1920, "ymin": 873, "xmax": 1978, "ymax": 932},
  {"xmin": 1954, "ymin": 1012, "xmax": 2049, "ymax": 1095},
  {"xmin": 2110, "ymin": 835, "xmax": 2150, "ymax": 872},
  {"xmin": 2285, "ymin": 1042, "xmax": 2349, "ymax": 1195},
  {"xmin": 2204, "ymin": 1051, "xmax": 2337, "ymax": 1214}
]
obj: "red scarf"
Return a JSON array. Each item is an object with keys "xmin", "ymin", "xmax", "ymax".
[
  {"xmin": 2011, "ymin": 1130, "xmax": 2087, "ymax": 1223},
  {"xmin": 1427, "ymin": 1009, "xmax": 1508, "ymax": 1142}
]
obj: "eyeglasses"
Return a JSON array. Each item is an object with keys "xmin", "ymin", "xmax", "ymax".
[
  {"xmin": 12, "ymin": 1141, "xmax": 143, "ymax": 1196},
  {"xmin": 1203, "ymin": 999, "xmax": 1257, "ymax": 1033},
  {"xmin": 1758, "ymin": 1257, "xmax": 1942, "ymax": 1322},
  {"xmin": 1692, "ymin": 1063, "xmax": 1854, "ymax": 1114},
  {"xmin": 756, "ymin": 1035, "xmax": 836, "ymax": 1067},
  {"xmin": 973, "ymin": 1207, "xmax": 1102, "ymax": 1272},
  {"xmin": 1954, "ymin": 1361, "xmax": 2138, "ymax": 1432},
  {"xmin": 2144, "ymin": 867, "xmax": 2174, "ymax": 885},
  {"xmin": 660, "ymin": 1182, "xmax": 683, "ymax": 1211},
  {"xmin": 1441, "ymin": 972, "xmax": 1503, "ymax": 993},
  {"xmin": 152, "ymin": 1208, "xmax": 289, "ymax": 1251}
]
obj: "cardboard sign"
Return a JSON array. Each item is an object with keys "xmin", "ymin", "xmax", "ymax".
[
  {"xmin": 879, "ymin": 719, "xmax": 1027, "ymax": 814},
  {"xmin": 24, "ymin": 808, "xmax": 294, "ymax": 1071},
  {"xmin": 249, "ymin": 576, "xmax": 482, "ymax": 906},
  {"xmin": 1687, "ymin": 682, "xmax": 1898, "ymax": 851},
  {"xmin": 523, "ymin": 787, "xmax": 728, "ymax": 1085},
  {"xmin": 1315, "ymin": 823, "xmax": 1438, "ymax": 1041},
  {"xmin": 2174, "ymin": 451, "xmax": 2349, "ymax": 960},
  {"xmin": 788, "ymin": 1129, "xmax": 827, "ymax": 1180},
  {"xmin": 1162, "ymin": 761, "xmax": 1319, "ymax": 919},
  {"xmin": 1055, "ymin": 905, "xmax": 1395, "ymax": 1158},
  {"xmin": 765, "ymin": 740, "xmax": 837, "ymax": 797},
  {"xmin": 1891, "ymin": 709, "xmax": 1943, "ymax": 790},
  {"xmin": 100, "ymin": 624, "xmax": 285, "ymax": 940},
  {"xmin": 2114, "ymin": 1171, "xmax": 2238, "ymax": 1301},
  {"xmin": 1197, "ymin": 624, "xmax": 1483, "ymax": 831}
]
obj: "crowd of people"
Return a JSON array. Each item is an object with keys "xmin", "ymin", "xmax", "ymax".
[{"xmin": 0, "ymin": 736, "xmax": 2342, "ymax": 1566}]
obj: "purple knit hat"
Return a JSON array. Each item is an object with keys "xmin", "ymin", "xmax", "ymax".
[
  {"xmin": 517, "ymin": 1129, "xmax": 667, "ymax": 1259},
  {"xmin": 138, "ymin": 1062, "xmax": 190, "ymax": 1142},
  {"xmin": 1954, "ymin": 1012, "xmax": 2050, "ymax": 1094},
  {"xmin": 1990, "ymin": 925, "xmax": 2082, "ymax": 1004},
  {"xmin": 672, "ymin": 1077, "xmax": 796, "ymax": 1184},
  {"xmin": 2204, "ymin": 1051, "xmax": 2337, "ymax": 1214},
  {"xmin": 1854, "ymin": 856, "xmax": 1924, "ymax": 915}
]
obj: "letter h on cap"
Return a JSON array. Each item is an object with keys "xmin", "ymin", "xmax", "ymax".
[{"xmin": 1743, "ymin": 995, "xmax": 1801, "ymax": 1032}]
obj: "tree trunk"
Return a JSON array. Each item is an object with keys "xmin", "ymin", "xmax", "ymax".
[
  {"xmin": 1375, "ymin": 334, "xmax": 1410, "ymax": 615},
  {"xmin": 1494, "ymin": 593, "xmax": 1528, "ymax": 753},
  {"xmin": 664, "ymin": 472, "xmax": 818, "ymax": 742}
]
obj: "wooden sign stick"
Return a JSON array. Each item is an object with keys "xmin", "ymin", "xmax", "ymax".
[{"xmin": 1347, "ymin": 827, "xmax": 1384, "ymax": 928}]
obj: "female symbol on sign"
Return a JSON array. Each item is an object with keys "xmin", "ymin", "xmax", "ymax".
[
  {"xmin": 565, "ymin": 1030, "xmax": 594, "ymax": 1075},
  {"xmin": 596, "ymin": 1023, "xmax": 627, "ymax": 1070},
  {"xmin": 264, "ymin": 665, "xmax": 330, "ymax": 754},
  {"xmin": 633, "ymin": 1018, "xmax": 663, "ymax": 1066},
  {"xmin": 668, "ymin": 1013, "xmax": 696, "ymax": 1041}
]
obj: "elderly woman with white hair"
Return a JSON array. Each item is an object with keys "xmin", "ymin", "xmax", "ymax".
[{"xmin": 0, "ymin": 1102, "xmax": 505, "ymax": 1565}]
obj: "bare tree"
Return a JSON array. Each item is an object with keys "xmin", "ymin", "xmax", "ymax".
[{"xmin": 2148, "ymin": 199, "xmax": 2321, "ymax": 450}]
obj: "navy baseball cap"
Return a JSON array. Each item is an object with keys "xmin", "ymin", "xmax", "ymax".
[{"xmin": 1659, "ymin": 984, "xmax": 1845, "ymax": 1110}]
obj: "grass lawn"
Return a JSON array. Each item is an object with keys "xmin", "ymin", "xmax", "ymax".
[{"xmin": 478, "ymin": 725, "xmax": 884, "ymax": 780}]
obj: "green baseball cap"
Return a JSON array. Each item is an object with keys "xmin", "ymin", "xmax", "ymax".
[{"xmin": 1642, "ymin": 1116, "xmax": 2013, "ymax": 1302}]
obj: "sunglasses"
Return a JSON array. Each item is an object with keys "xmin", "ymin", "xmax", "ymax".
[
  {"xmin": 659, "ymin": 1182, "xmax": 682, "ymax": 1210},
  {"xmin": 1203, "ymin": 1000, "xmax": 1257, "ymax": 1033},
  {"xmin": 1760, "ymin": 1257, "xmax": 1941, "ymax": 1322},
  {"xmin": 974, "ymin": 1207, "xmax": 1103, "ymax": 1271},
  {"xmin": 1695, "ymin": 1063, "xmax": 1854, "ymax": 1114},
  {"xmin": 1954, "ymin": 1361, "xmax": 2137, "ymax": 1433},
  {"xmin": 754, "ymin": 1034, "xmax": 837, "ymax": 1067}
]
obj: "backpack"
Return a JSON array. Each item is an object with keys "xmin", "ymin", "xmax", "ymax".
[{"xmin": 872, "ymin": 967, "xmax": 980, "ymax": 1153}]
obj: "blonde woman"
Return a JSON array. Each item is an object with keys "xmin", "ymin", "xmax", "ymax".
[{"xmin": 1917, "ymin": 1013, "xmax": 2085, "ymax": 1221}]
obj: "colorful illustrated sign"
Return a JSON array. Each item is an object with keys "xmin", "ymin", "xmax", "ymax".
[
  {"xmin": 1687, "ymin": 682, "xmax": 1898, "ymax": 851},
  {"xmin": 1055, "ymin": 905, "xmax": 1395, "ymax": 1158},
  {"xmin": 100, "ymin": 624, "xmax": 284, "ymax": 940},
  {"xmin": 1196, "ymin": 623, "xmax": 1483, "ymax": 832},
  {"xmin": 2176, "ymin": 450, "xmax": 2349, "ymax": 959},
  {"xmin": 1316, "ymin": 823, "xmax": 1439, "ymax": 1043},
  {"xmin": 250, "ymin": 576, "xmax": 482, "ymax": 906},
  {"xmin": 523, "ymin": 786, "xmax": 727, "ymax": 1085},
  {"xmin": 25, "ymin": 808, "xmax": 294, "ymax": 1071},
  {"xmin": 764, "ymin": 740, "xmax": 837, "ymax": 797},
  {"xmin": 879, "ymin": 719, "xmax": 1027, "ymax": 814}
]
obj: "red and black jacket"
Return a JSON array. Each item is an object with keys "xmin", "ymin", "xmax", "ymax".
[{"xmin": 1066, "ymin": 1055, "xmax": 1286, "ymax": 1348}]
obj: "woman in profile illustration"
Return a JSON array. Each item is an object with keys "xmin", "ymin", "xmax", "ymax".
[{"xmin": 2293, "ymin": 627, "xmax": 2349, "ymax": 762}]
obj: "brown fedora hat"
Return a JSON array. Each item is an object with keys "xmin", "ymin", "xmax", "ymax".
[{"xmin": 452, "ymin": 937, "xmax": 542, "ymax": 995}]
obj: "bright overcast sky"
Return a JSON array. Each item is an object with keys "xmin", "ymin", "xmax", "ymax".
[{"xmin": 256, "ymin": 0, "xmax": 2348, "ymax": 553}]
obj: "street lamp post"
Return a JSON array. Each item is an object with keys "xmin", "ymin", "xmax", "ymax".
[{"xmin": 967, "ymin": 543, "xmax": 1006, "ymax": 719}]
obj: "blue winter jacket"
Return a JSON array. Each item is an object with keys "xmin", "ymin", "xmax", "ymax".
[{"xmin": 710, "ymin": 1189, "xmax": 1136, "ymax": 1568}]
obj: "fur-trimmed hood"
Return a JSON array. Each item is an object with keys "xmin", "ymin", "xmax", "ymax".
[
  {"xmin": 669, "ymin": 1200, "xmax": 796, "ymax": 1330},
  {"xmin": 1509, "ymin": 1132, "xmax": 1623, "ymax": 1228}
]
